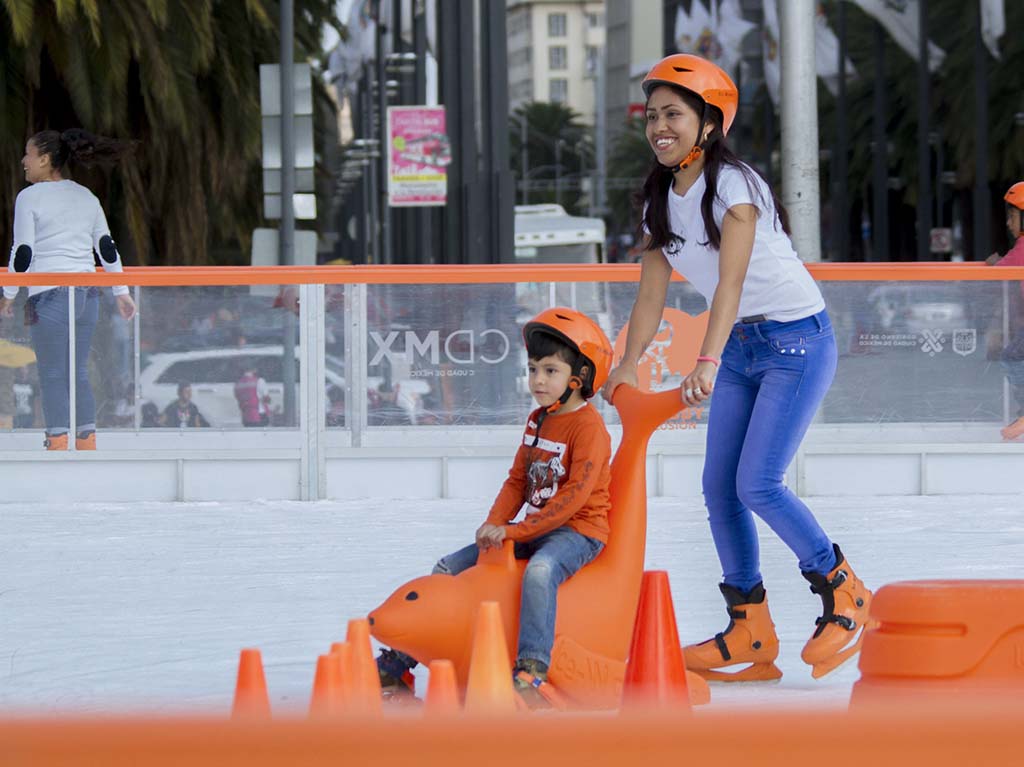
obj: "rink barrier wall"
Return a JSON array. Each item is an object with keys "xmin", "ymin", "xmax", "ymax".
[
  {"xmin": 1, "ymin": 264, "xmax": 1022, "ymax": 501},
  {"xmin": 1, "ymin": 704, "xmax": 1023, "ymax": 766},
  {"xmin": 3, "ymin": 262, "xmax": 1024, "ymax": 286}
]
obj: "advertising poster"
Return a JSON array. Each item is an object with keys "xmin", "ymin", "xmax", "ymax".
[{"xmin": 386, "ymin": 106, "xmax": 450, "ymax": 206}]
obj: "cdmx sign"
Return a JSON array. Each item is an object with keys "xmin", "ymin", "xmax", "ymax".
[{"xmin": 369, "ymin": 329, "xmax": 512, "ymax": 366}]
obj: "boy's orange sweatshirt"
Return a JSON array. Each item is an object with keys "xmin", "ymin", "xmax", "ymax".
[{"xmin": 485, "ymin": 402, "xmax": 611, "ymax": 543}]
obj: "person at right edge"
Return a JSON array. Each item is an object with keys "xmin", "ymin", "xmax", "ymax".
[
  {"xmin": 985, "ymin": 182, "xmax": 1024, "ymax": 442},
  {"xmin": 602, "ymin": 54, "xmax": 871, "ymax": 681}
]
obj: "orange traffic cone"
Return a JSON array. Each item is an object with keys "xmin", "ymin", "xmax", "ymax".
[
  {"xmin": 463, "ymin": 601, "xmax": 518, "ymax": 714},
  {"xmin": 309, "ymin": 653, "xmax": 344, "ymax": 718},
  {"xmin": 231, "ymin": 648, "xmax": 271, "ymax": 719},
  {"xmin": 345, "ymin": 618, "xmax": 383, "ymax": 716},
  {"xmin": 621, "ymin": 571, "xmax": 691, "ymax": 711},
  {"xmin": 424, "ymin": 659, "xmax": 460, "ymax": 716}
]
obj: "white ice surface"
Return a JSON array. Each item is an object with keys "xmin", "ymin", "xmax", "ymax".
[{"xmin": 1, "ymin": 494, "xmax": 1022, "ymax": 715}]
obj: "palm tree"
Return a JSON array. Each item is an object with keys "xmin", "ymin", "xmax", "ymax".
[
  {"xmin": 1, "ymin": 1, "xmax": 340, "ymax": 265},
  {"xmin": 509, "ymin": 101, "xmax": 593, "ymax": 216}
]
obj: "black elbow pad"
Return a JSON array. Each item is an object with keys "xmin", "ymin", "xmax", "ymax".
[
  {"xmin": 13, "ymin": 245, "xmax": 32, "ymax": 272},
  {"xmin": 99, "ymin": 235, "xmax": 119, "ymax": 264}
]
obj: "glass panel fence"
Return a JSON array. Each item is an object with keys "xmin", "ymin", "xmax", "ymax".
[
  {"xmin": 138, "ymin": 284, "xmax": 301, "ymax": 428},
  {"xmin": 1, "ymin": 276, "xmax": 1020, "ymax": 443}
]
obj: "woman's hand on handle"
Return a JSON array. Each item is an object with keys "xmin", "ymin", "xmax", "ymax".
[
  {"xmin": 681, "ymin": 360, "xmax": 718, "ymax": 408},
  {"xmin": 601, "ymin": 362, "xmax": 639, "ymax": 403}
]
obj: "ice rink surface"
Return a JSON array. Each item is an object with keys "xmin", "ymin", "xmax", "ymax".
[{"xmin": 2, "ymin": 494, "xmax": 1022, "ymax": 715}]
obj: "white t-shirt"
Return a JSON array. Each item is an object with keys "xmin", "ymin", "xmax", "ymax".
[
  {"xmin": 659, "ymin": 164, "xmax": 824, "ymax": 322},
  {"xmin": 5, "ymin": 179, "xmax": 128, "ymax": 300}
]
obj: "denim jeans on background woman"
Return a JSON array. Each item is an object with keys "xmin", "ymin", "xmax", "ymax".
[
  {"xmin": 436, "ymin": 526, "xmax": 604, "ymax": 667},
  {"xmin": 702, "ymin": 309, "xmax": 838, "ymax": 592},
  {"xmin": 27, "ymin": 287, "xmax": 99, "ymax": 436}
]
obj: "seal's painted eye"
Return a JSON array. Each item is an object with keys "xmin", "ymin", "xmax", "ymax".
[{"xmin": 405, "ymin": 591, "xmax": 419, "ymax": 601}]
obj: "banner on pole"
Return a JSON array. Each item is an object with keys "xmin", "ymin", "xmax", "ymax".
[{"xmin": 386, "ymin": 106, "xmax": 450, "ymax": 207}]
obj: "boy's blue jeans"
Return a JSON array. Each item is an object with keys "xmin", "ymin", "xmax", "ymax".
[
  {"xmin": 28, "ymin": 287, "xmax": 99, "ymax": 436},
  {"xmin": 702, "ymin": 310, "xmax": 837, "ymax": 593},
  {"xmin": 436, "ymin": 527, "xmax": 604, "ymax": 668}
]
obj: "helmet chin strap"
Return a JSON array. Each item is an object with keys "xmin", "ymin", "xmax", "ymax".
[
  {"xmin": 531, "ymin": 375, "xmax": 583, "ymax": 447},
  {"xmin": 665, "ymin": 103, "xmax": 708, "ymax": 174}
]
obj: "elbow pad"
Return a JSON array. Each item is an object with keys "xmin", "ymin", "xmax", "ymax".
[
  {"xmin": 99, "ymin": 235, "xmax": 119, "ymax": 264},
  {"xmin": 13, "ymin": 245, "xmax": 32, "ymax": 272}
]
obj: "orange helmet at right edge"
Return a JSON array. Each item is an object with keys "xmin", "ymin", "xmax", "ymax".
[
  {"xmin": 1005, "ymin": 182, "xmax": 1024, "ymax": 211},
  {"xmin": 523, "ymin": 308, "xmax": 613, "ymax": 397},
  {"xmin": 642, "ymin": 53, "xmax": 739, "ymax": 136}
]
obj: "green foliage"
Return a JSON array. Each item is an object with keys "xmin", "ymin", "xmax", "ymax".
[
  {"xmin": 508, "ymin": 101, "xmax": 594, "ymax": 216},
  {"xmin": 0, "ymin": 0, "xmax": 340, "ymax": 265}
]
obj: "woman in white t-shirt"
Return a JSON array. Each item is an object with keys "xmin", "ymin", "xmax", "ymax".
[
  {"xmin": 602, "ymin": 55, "xmax": 871, "ymax": 681},
  {"xmin": 0, "ymin": 129, "xmax": 136, "ymax": 450}
]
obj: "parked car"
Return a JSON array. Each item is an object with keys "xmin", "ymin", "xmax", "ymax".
[
  {"xmin": 138, "ymin": 345, "xmax": 428, "ymax": 428},
  {"xmin": 866, "ymin": 285, "xmax": 968, "ymax": 335}
]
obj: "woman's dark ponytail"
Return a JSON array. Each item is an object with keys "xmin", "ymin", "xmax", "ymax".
[{"xmin": 30, "ymin": 128, "xmax": 135, "ymax": 170}]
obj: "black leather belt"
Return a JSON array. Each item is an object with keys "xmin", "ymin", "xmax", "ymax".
[{"xmin": 739, "ymin": 314, "xmax": 767, "ymax": 324}]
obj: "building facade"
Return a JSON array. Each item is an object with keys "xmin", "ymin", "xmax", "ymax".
[{"xmin": 507, "ymin": 0, "xmax": 606, "ymax": 124}]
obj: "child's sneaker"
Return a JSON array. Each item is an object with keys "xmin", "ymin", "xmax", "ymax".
[
  {"xmin": 513, "ymin": 658, "xmax": 554, "ymax": 709},
  {"xmin": 376, "ymin": 648, "xmax": 416, "ymax": 698}
]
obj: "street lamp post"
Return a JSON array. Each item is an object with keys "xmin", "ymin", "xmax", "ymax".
[{"xmin": 555, "ymin": 139, "xmax": 565, "ymax": 206}]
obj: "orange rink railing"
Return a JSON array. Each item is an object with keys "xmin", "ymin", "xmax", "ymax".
[
  {"xmin": 3, "ymin": 262, "xmax": 1024, "ymax": 287},
  {"xmin": 1, "ymin": 704, "xmax": 1022, "ymax": 766}
]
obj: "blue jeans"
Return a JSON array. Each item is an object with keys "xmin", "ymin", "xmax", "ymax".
[
  {"xmin": 437, "ymin": 527, "xmax": 604, "ymax": 667},
  {"xmin": 27, "ymin": 287, "xmax": 99, "ymax": 436},
  {"xmin": 702, "ymin": 309, "xmax": 837, "ymax": 592}
]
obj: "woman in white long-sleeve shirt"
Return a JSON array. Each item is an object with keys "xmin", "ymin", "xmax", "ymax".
[{"xmin": 0, "ymin": 129, "xmax": 136, "ymax": 450}]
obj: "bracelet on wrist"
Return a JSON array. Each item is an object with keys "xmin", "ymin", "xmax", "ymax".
[{"xmin": 696, "ymin": 355, "xmax": 720, "ymax": 367}]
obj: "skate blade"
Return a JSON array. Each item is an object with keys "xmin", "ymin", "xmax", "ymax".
[
  {"xmin": 515, "ymin": 670, "xmax": 569, "ymax": 710},
  {"xmin": 808, "ymin": 622, "xmax": 874, "ymax": 679},
  {"xmin": 690, "ymin": 662, "xmax": 783, "ymax": 683}
]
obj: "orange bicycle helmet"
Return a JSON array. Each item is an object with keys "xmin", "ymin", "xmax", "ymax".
[
  {"xmin": 1005, "ymin": 182, "xmax": 1024, "ymax": 211},
  {"xmin": 523, "ymin": 307, "xmax": 613, "ymax": 399},
  {"xmin": 642, "ymin": 53, "xmax": 739, "ymax": 136}
]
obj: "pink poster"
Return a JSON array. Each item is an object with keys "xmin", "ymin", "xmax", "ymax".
[{"xmin": 386, "ymin": 106, "xmax": 450, "ymax": 207}]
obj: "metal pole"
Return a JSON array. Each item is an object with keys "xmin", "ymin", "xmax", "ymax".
[
  {"xmin": 595, "ymin": 46, "xmax": 607, "ymax": 217},
  {"xmin": 917, "ymin": 0, "xmax": 932, "ymax": 261},
  {"xmin": 973, "ymin": 2, "xmax": 990, "ymax": 261},
  {"xmin": 280, "ymin": 0, "xmax": 297, "ymax": 426},
  {"xmin": 872, "ymin": 22, "xmax": 888, "ymax": 262},
  {"xmin": 376, "ymin": 9, "xmax": 392, "ymax": 264},
  {"xmin": 555, "ymin": 139, "xmax": 563, "ymax": 206},
  {"xmin": 778, "ymin": 0, "xmax": 821, "ymax": 262},
  {"xmin": 520, "ymin": 115, "xmax": 529, "ymax": 204},
  {"xmin": 280, "ymin": 0, "xmax": 295, "ymax": 267},
  {"xmin": 835, "ymin": 0, "xmax": 849, "ymax": 261}
]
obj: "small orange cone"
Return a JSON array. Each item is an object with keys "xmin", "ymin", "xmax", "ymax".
[
  {"xmin": 309, "ymin": 653, "xmax": 344, "ymax": 718},
  {"xmin": 463, "ymin": 601, "xmax": 518, "ymax": 714},
  {"xmin": 621, "ymin": 571, "xmax": 691, "ymax": 711},
  {"xmin": 424, "ymin": 659, "xmax": 460, "ymax": 716},
  {"xmin": 232, "ymin": 648, "xmax": 271, "ymax": 719},
  {"xmin": 345, "ymin": 618, "xmax": 384, "ymax": 715}
]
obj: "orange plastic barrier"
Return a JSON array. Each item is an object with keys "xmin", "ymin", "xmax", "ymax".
[
  {"xmin": 851, "ymin": 580, "xmax": 1024, "ymax": 706},
  {"xmin": 2, "ymin": 262, "xmax": 1024, "ymax": 287},
  {"xmin": 368, "ymin": 385, "xmax": 687, "ymax": 710},
  {"xmin": 2, "ymin": 705, "xmax": 1023, "ymax": 767}
]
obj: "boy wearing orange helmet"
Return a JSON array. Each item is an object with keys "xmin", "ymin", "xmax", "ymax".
[
  {"xmin": 376, "ymin": 307, "xmax": 614, "ymax": 705},
  {"xmin": 985, "ymin": 182, "xmax": 1024, "ymax": 440},
  {"xmin": 604, "ymin": 54, "xmax": 871, "ymax": 681}
]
